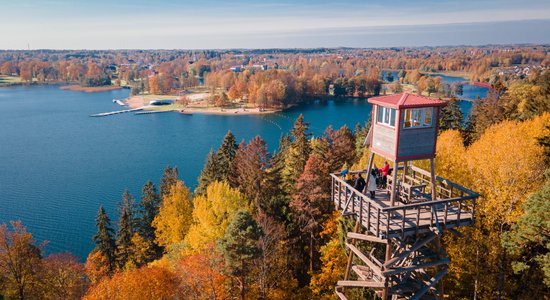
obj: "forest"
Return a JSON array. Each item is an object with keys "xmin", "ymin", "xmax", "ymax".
[
  {"xmin": 0, "ymin": 50, "xmax": 549, "ymax": 299},
  {"xmin": 1, "ymin": 46, "xmax": 548, "ymax": 108}
]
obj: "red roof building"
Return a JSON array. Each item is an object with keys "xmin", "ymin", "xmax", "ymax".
[{"xmin": 367, "ymin": 92, "xmax": 447, "ymax": 162}]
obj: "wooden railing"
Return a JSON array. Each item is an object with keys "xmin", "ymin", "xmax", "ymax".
[{"xmin": 331, "ymin": 166, "xmax": 479, "ymax": 239}]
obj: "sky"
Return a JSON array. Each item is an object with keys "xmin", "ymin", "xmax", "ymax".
[{"xmin": 1, "ymin": 0, "xmax": 549, "ymax": 49}]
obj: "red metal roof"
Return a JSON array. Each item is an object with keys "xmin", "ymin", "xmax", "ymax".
[{"xmin": 368, "ymin": 92, "xmax": 447, "ymax": 109}]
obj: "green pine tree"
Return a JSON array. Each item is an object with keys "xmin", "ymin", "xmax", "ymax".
[
  {"xmin": 281, "ymin": 114, "xmax": 311, "ymax": 194},
  {"xmin": 216, "ymin": 130, "xmax": 238, "ymax": 180},
  {"xmin": 440, "ymin": 96, "xmax": 464, "ymax": 131},
  {"xmin": 138, "ymin": 180, "xmax": 162, "ymax": 257},
  {"xmin": 115, "ymin": 190, "xmax": 137, "ymax": 269},
  {"xmin": 160, "ymin": 165, "xmax": 179, "ymax": 198},
  {"xmin": 115, "ymin": 209, "xmax": 134, "ymax": 269},
  {"xmin": 219, "ymin": 211, "xmax": 264, "ymax": 300},
  {"xmin": 93, "ymin": 206, "xmax": 116, "ymax": 272},
  {"xmin": 195, "ymin": 150, "xmax": 219, "ymax": 196}
]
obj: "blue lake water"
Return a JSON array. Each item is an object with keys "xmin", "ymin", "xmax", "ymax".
[{"xmin": 0, "ymin": 83, "xmax": 487, "ymax": 259}]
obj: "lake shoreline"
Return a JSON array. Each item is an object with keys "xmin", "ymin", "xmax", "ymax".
[
  {"xmin": 125, "ymin": 95, "xmax": 282, "ymax": 116},
  {"xmin": 60, "ymin": 85, "xmax": 123, "ymax": 92}
]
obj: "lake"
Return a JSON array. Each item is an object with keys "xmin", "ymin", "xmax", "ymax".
[{"xmin": 0, "ymin": 84, "xmax": 487, "ymax": 259}]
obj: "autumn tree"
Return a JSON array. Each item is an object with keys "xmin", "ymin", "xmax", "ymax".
[
  {"xmin": 185, "ymin": 181, "xmax": 249, "ymax": 253},
  {"xmin": 176, "ymin": 243, "xmax": 228, "ymax": 299},
  {"xmin": 0, "ymin": 221, "xmax": 43, "ymax": 300},
  {"xmin": 310, "ymin": 213, "xmax": 348, "ymax": 299},
  {"xmin": 219, "ymin": 211, "xmax": 264, "ymax": 300},
  {"xmin": 253, "ymin": 213, "xmax": 298, "ymax": 299},
  {"xmin": 84, "ymin": 266, "xmax": 180, "ymax": 300},
  {"xmin": 440, "ymin": 113, "xmax": 549, "ymax": 299},
  {"xmin": 290, "ymin": 154, "xmax": 333, "ymax": 274},
  {"xmin": 152, "ymin": 180, "xmax": 193, "ymax": 249},
  {"xmin": 39, "ymin": 253, "xmax": 87, "ymax": 300},
  {"xmin": 325, "ymin": 125, "xmax": 357, "ymax": 173}
]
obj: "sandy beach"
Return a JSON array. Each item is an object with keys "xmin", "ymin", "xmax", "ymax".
[
  {"xmin": 60, "ymin": 85, "xmax": 123, "ymax": 92},
  {"xmin": 177, "ymin": 107, "xmax": 280, "ymax": 115},
  {"xmin": 125, "ymin": 95, "xmax": 279, "ymax": 115}
]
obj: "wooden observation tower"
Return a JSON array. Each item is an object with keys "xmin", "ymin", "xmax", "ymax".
[{"xmin": 331, "ymin": 92, "xmax": 479, "ymax": 299}]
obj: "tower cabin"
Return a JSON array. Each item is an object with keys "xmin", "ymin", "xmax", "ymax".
[{"xmin": 331, "ymin": 92, "xmax": 479, "ymax": 300}]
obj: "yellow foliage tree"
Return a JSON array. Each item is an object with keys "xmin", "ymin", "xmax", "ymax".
[
  {"xmin": 152, "ymin": 180, "xmax": 193, "ymax": 248},
  {"xmin": 439, "ymin": 113, "xmax": 549, "ymax": 298},
  {"xmin": 184, "ymin": 181, "xmax": 249, "ymax": 253},
  {"xmin": 84, "ymin": 266, "xmax": 179, "ymax": 300},
  {"xmin": 310, "ymin": 212, "xmax": 347, "ymax": 299}
]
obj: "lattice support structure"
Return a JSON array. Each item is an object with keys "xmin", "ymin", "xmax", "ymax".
[{"xmin": 331, "ymin": 160, "xmax": 479, "ymax": 300}]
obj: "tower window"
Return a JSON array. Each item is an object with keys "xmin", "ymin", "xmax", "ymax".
[
  {"xmin": 377, "ymin": 106, "xmax": 396, "ymax": 127},
  {"xmin": 404, "ymin": 108, "xmax": 433, "ymax": 128}
]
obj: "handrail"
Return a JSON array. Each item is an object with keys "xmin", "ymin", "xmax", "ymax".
[
  {"xmin": 382, "ymin": 195, "xmax": 477, "ymax": 212},
  {"xmin": 330, "ymin": 174, "xmax": 385, "ymax": 210},
  {"xmin": 331, "ymin": 171, "xmax": 477, "ymax": 213}
]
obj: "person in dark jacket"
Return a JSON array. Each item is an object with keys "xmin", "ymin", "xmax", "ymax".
[{"xmin": 354, "ymin": 173, "xmax": 366, "ymax": 193}]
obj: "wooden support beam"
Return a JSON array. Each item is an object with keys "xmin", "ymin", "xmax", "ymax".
[
  {"xmin": 347, "ymin": 232, "xmax": 387, "ymax": 244},
  {"xmin": 343, "ymin": 220, "xmax": 362, "ymax": 281},
  {"xmin": 383, "ymin": 258, "xmax": 450, "ymax": 276},
  {"xmin": 335, "ymin": 287, "xmax": 348, "ymax": 300},
  {"xmin": 384, "ymin": 233, "xmax": 437, "ymax": 268},
  {"xmin": 337, "ymin": 280, "xmax": 386, "ymax": 288},
  {"xmin": 410, "ymin": 268, "xmax": 448, "ymax": 300},
  {"xmin": 345, "ymin": 242, "xmax": 384, "ymax": 278}
]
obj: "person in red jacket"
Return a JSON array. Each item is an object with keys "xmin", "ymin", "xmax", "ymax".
[{"xmin": 379, "ymin": 161, "xmax": 390, "ymax": 188}]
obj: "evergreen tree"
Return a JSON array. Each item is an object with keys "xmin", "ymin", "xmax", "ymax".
[
  {"xmin": 231, "ymin": 136, "xmax": 271, "ymax": 211},
  {"xmin": 216, "ymin": 131, "xmax": 238, "ymax": 180},
  {"xmin": 195, "ymin": 150, "xmax": 219, "ymax": 195},
  {"xmin": 115, "ymin": 190, "xmax": 137, "ymax": 269},
  {"xmin": 219, "ymin": 211, "xmax": 264, "ymax": 300},
  {"xmin": 93, "ymin": 206, "xmax": 116, "ymax": 272},
  {"xmin": 138, "ymin": 180, "xmax": 160, "ymax": 243},
  {"xmin": 439, "ymin": 96, "xmax": 464, "ymax": 131},
  {"xmin": 281, "ymin": 114, "xmax": 311, "ymax": 194},
  {"xmin": 159, "ymin": 165, "xmax": 179, "ymax": 198},
  {"xmin": 115, "ymin": 209, "xmax": 134, "ymax": 269}
]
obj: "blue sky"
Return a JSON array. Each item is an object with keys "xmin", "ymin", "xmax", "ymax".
[{"xmin": 1, "ymin": 0, "xmax": 549, "ymax": 49}]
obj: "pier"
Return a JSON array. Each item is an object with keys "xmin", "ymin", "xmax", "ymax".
[{"xmin": 90, "ymin": 108, "xmax": 143, "ymax": 117}]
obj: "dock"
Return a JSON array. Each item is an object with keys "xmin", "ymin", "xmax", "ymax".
[{"xmin": 90, "ymin": 108, "xmax": 143, "ymax": 117}]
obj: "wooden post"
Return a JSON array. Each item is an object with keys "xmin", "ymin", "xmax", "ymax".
[
  {"xmin": 343, "ymin": 219, "xmax": 362, "ymax": 282},
  {"xmin": 389, "ymin": 160, "xmax": 399, "ymax": 207},
  {"xmin": 382, "ymin": 241, "xmax": 392, "ymax": 300},
  {"xmin": 430, "ymin": 158, "xmax": 437, "ymax": 202},
  {"xmin": 343, "ymin": 152, "xmax": 374, "ymax": 284},
  {"xmin": 365, "ymin": 152, "xmax": 375, "ymax": 195}
]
